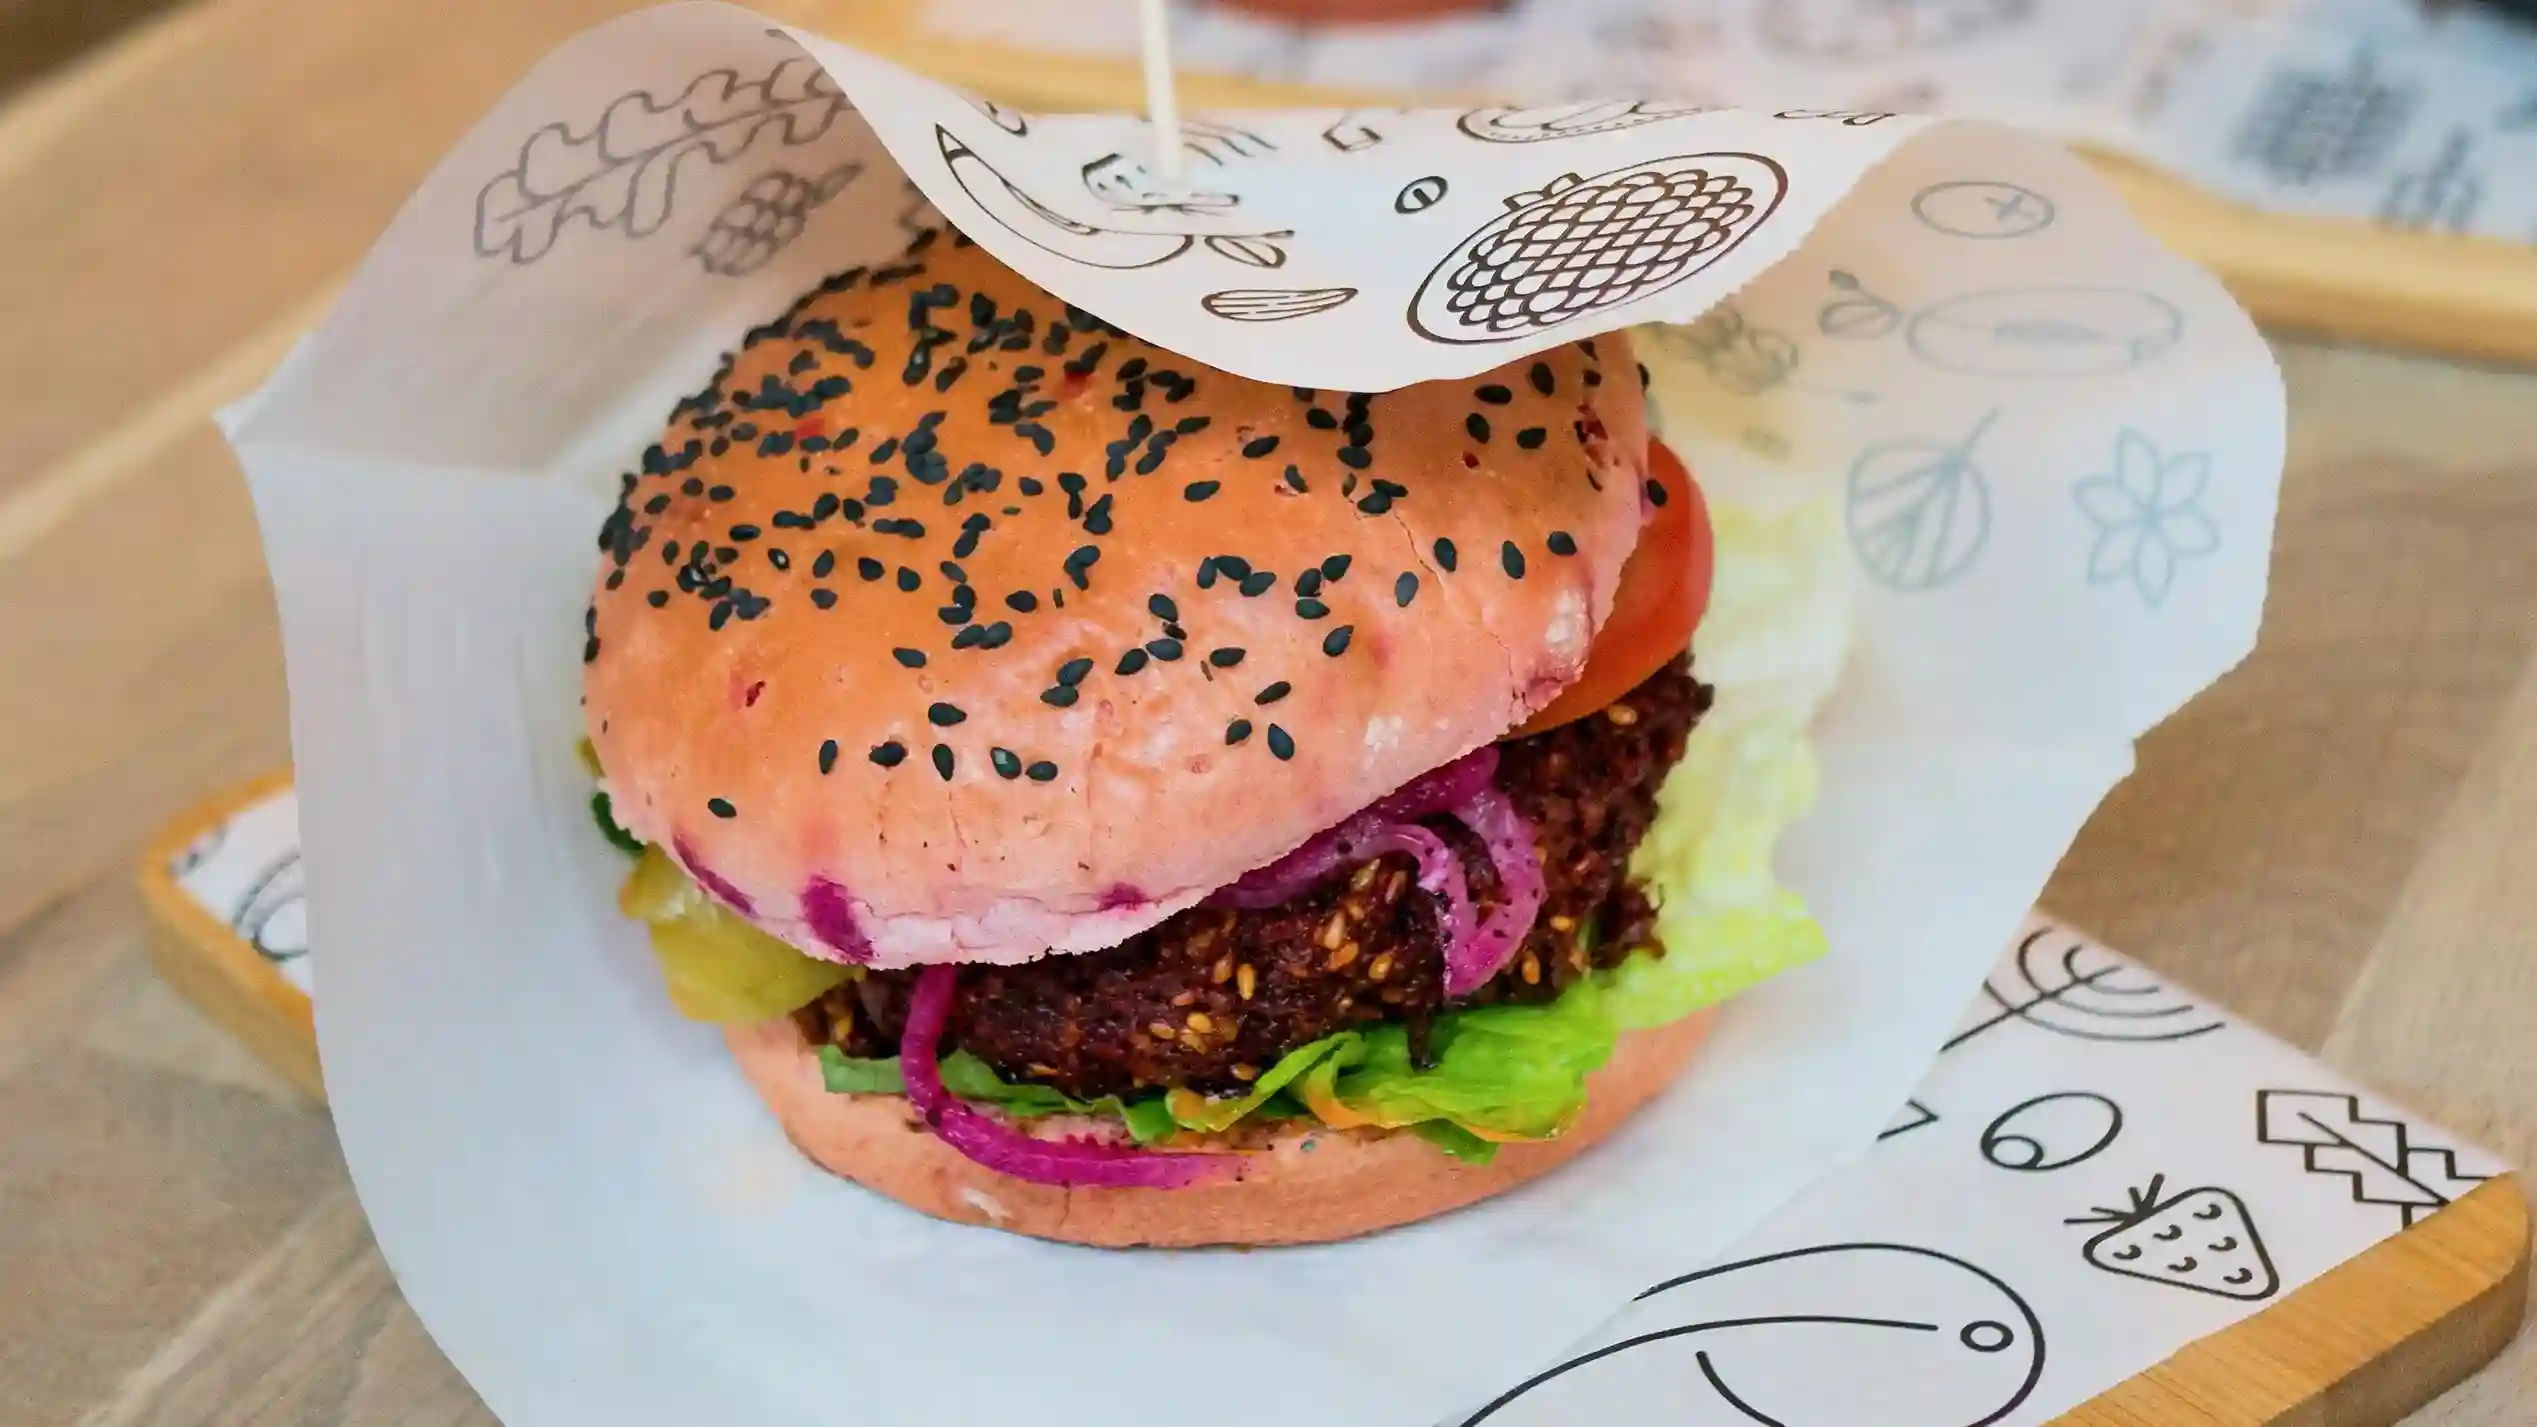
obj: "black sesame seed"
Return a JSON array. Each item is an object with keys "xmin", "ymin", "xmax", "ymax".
[
  {"xmin": 1026, "ymin": 760, "xmax": 1058, "ymax": 783},
  {"xmin": 1475, "ymin": 384, "xmax": 1512, "ymax": 405},
  {"xmin": 897, "ymin": 567, "xmax": 921, "ymax": 592},
  {"xmin": 1528, "ymin": 361, "xmax": 1555, "ymax": 396},
  {"xmin": 1306, "ymin": 408, "xmax": 1338, "ymax": 430},
  {"xmin": 928, "ymin": 702, "xmax": 966, "ymax": 727},
  {"xmin": 812, "ymin": 550, "xmax": 836, "ymax": 579},
  {"xmin": 1356, "ymin": 491, "xmax": 1393, "ymax": 515},
  {"xmin": 1501, "ymin": 541, "xmax": 1527, "ymax": 578},
  {"xmin": 1214, "ymin": 555, "xmax": 1253, "ymax": 580},
  {"xmin": 1084, "ymin": 493, "xmax": 1114, "ymax": 534},
  {"xmin": 1516, "ymin": 427, "xmax": 1547, "ymax": 450},
  {"xmin": 1041, "ymin": 685, "xmax": 1079, "ymax": 708},
  {"xmin": 811, "ymin": 588, "xmax": 838, "ymax": 609},
  {"xmin": 894, "ymin": 647, "xmax": 927, "ymax": 668},
  {"xmin": 1183, "ymin": 480, "xmax": 1220, "ymax": 502},
  {"xmin": 1146, "ymin": 637, "xmax": 1183, "ymax": 661},
  {"xmin": 932, "ymin": 744, "xmax": 955, "ymax": 781},
  {"xmin": 991, "ymin": 747, "xmax": 1022, "ymax": 780},
  {"xmin": 708, "ymin": 484, "xmax": 737, "ymax": 502},
  {"xmin": 1226, "ymin": 718, "xmax": 1253, "ymax": 745},
  {"xmin": 977, "ymin": 620, "xmax": 1013, "ymax": 649},
  {"xmin": 1209, "ymin": 647, "xmax": 1245, "ymax": 668},
  {"xmin": 1395, "ymin": 572, "xmax": 1419, "ymax": 606},
  {"xmin": 819, "ymin": 739, "xmax": 839, "ymax": 774},
  {"xmin": 1267, "ymin": 725, "xmax": 1295, "ymax": 760},
  {"xmin": 1241, "ymin": 435, "xmax": 1280, "ymax": 459},
  {"xmin": 1019, "ymin": 476, "xmax": 1045, "ymax": 496},
  {"xmin": 1296, "ymin": 569, "xmax": 1324, "ymax": 598},
  {"xmin": 1337, "ymin": 446, "xmax": 1372, "ymax": 470},
  {"xmin": 707, "ymin": 797, "xmax": 737, "ymax": 819},
  {"xmin": 1282, "ymin": 465, "xmax": 1307, "ymax": 493},
  {"xmin": 1547, "ymin": 530, "xmax": 1578, "ymax": 556},
  {"xmin": 1239, "ymin": 571, "xmax": 1275, "ymax": 597},
  {"xmin": 871, "ymin": 741, "xmax": 908, "ymax": 767},
  {"xmin": 1321, "ymin": 554, "xmax": 1352, "ymax": 581},
  {"xmin": 859, "ymin": 557, "xmax": 885, "ymax": 581},
  {"xmin": 1256, "ymin": 681, "xmax": 1291, "ymax": 705},
  {"xmin": 647, "ymin": 589, "xmax": 669, "ymax": 608},
  {"xmin": 1295, "ymin": 597, "xmax": 1329, "ymax": 620},
  {"xmin": 1148, "ymin": 593, "xmax": 1179, "ymax": 622},
  {"xmin": 1645, "ymin": 477, "xmax": 1670, "ymax": 507},
  {"xmin": 584, "ymin": 635, "xmax": 601, "ymax": 662},
  {"xmin": 1197, "ymin": 559, "xmax": 1219, "ymax": 590},
  {"xmin": 1465, "ymin": 413, "xmax": 1491, "ymax": 443},
  {"xmin": 1117, "ymin": 648, "xmax": 1150, "ymax": 676},
  {"xmin": 1006, "ymin": 590, "xmax": 1039, "ymax": 613}
]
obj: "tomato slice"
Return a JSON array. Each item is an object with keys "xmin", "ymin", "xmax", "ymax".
[{"xmin": 1508, "ymin": 440, "xmax": 1713, "ymax": 739}]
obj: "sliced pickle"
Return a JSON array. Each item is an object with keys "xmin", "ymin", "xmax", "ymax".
[{"xmin": 619, "ymin": 848, "xmax": 854, "ymax": 1023}]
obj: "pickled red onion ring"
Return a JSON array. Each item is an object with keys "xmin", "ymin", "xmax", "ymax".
[
  {"xmin": 1208, "ymin": 748, "xmax": 1496, "ymax": 909},
  {"xmin": 1440, "ymin": 786, "xmax": 1546, "ymax": 997},
  {"xmin": 1366, "ymin": 746, "xmax": 1500, "ymax": 823},
  {"xmin": 900, "ymin": 966, "xmax": 1229, "ymax": 1188},
  {"xmin": 1204, "ymin": 745, "xmax": 1540, "ymax": 1001}
]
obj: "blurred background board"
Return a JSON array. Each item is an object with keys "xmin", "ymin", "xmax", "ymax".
[{"xmin": 810, "ymin": 0, "xmax": 2537, "ymax": 369}]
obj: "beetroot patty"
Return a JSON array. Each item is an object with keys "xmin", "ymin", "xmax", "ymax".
[{"xmin": 797, "ymin": 659, "xmax": 1712, "ymax": 1098}]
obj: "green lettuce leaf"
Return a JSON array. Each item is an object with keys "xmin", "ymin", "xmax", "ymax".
[{"xmin": 817, "ymin": 1045, "xmax": 1185, "ymax": 1145}]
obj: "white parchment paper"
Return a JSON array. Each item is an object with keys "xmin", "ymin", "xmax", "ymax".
[
  {"xmin": 222, "ymin": 6, "xmax": 2285, "ymax": 1424},
  {"xmin": 170, "ymin": 798, "xmax": 2511, "ymax": 1425}
]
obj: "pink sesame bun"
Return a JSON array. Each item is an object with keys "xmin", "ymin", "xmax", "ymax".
[
  {"xmin": 724, "ymin": 1006, "xmax": 1714, "ymax": 1247},
  {"xmin": 583, "ymin": 235, "xmax": 1649, "ymax": 969}
]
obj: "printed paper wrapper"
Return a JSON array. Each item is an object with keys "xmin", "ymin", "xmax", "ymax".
[{"xmin": 220, "ymin": 6, "xmax": 2285, "ymax": 1424}]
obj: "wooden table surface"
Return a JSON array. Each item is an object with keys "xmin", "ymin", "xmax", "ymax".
[{"xmin": 2, "ymin": 1, "xmax": 2534, "ymax": 1422}]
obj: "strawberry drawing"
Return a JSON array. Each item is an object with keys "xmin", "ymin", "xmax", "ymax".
[{"xmin": 2068, "ymin": 1176, "xmax": 2279, "ymax": 1301}]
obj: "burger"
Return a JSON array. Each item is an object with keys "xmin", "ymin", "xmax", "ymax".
[{"xmin": 579, "ymin": 228, "xmax": 1836, "ymax": 1247}]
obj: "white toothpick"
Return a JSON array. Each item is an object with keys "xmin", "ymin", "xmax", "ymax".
[{"xmin": 1137, "ymin": 0, "xmax": 1187, "ymax": 183}]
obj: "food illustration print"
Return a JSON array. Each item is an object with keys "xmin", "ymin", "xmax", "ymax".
[
  {"xmin": 1460, "ymin": 1243, "xmax": 2045, "ymax": 1426},
  {"xmin": 2068, "ymin": 1177, "xmax": 2279, "ymax": 1302},
  {"xmin": 1410, "ymin": 155, "xmax": 1786, "ymax": 344}
]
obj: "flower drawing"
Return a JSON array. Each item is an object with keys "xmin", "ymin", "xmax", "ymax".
[{"xmin": 2074, "ymin": 430, "xmax": 2219, "ymax": 607}]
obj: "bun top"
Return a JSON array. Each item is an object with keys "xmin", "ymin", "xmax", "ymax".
[{"xmin": 583, "ymin": 234, "xmax": 1648, "ymax": 969}]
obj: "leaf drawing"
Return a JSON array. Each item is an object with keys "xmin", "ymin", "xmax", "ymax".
[
  {"xmin": 475, "ymin": 55, "xmax": 853, "ymax": 264},
  {"xmin": 2256, "ymin": 1090, "xmax": 2492, "ymax": 1227},
  {"xmin": 1945, "ymin": 925, "xmax": 2224, "ymax": 1050},
  {"xmin": 1844, "ymin": 408, "xmax": 1996, "ymax": 591},
  {"xmin": 1202, "ymin": 233, "xmax": 1294, "ymax": 269},
  {"xmin": 1201, "ymin": 288, "xmax": 1358, "ymax": 322}
]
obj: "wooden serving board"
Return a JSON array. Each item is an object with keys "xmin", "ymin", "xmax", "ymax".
[
  {"xmin": 136, "ymin": 774, "xmax": 2528, "ymax": 1426},
  {"xmin": 804, "ymin": 0, "xmax": 2537, "ymax": 369}
]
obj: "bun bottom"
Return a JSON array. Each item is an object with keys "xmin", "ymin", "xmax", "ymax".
[{"xmin": 725, "ymin": 1008, "xmax": 1715, "ymax": 1247}]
